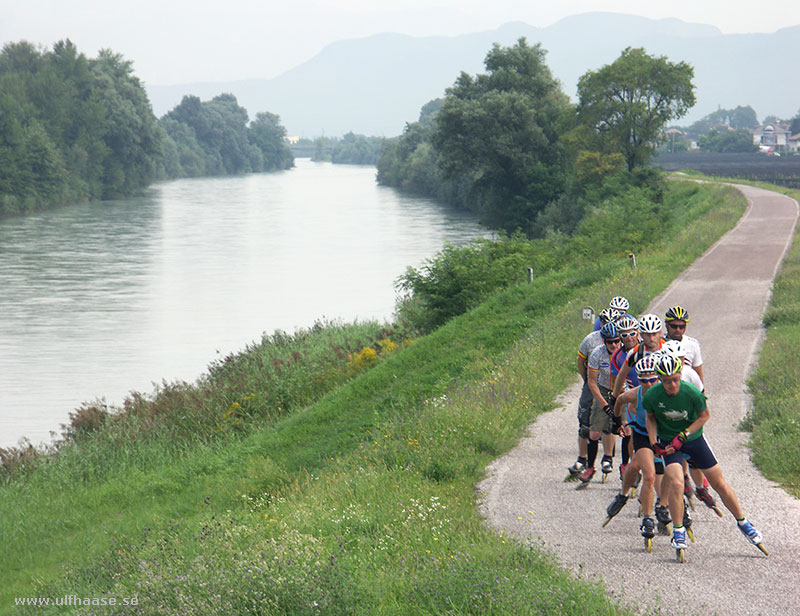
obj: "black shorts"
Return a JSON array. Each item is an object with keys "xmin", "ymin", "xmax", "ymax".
[
  {"xmin": 662, "ymin": 434, "xmax": 718, "ymax": 470},
  {"xmin": 632, "ymin": 430, "xmax": 664, "ymax": 474}
]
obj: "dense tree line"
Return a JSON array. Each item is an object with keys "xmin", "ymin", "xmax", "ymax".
[
  {"xmin": 311, "ymin": 133, "xmax": 385, "ymax": 165},
  {"xmin": 378, "ymin": 40, "xmax": 694, "ymax": 236},
  {"xmin": 160, "ymin": 96, "xmax": 292, "ymax": 178},
  {"xmin": 0, "ymin": 40, "xmax": 161, "ymax": 214},
  {"xmin": 0, "ymin": 40, "xmax": 293, "ymax": 216}
]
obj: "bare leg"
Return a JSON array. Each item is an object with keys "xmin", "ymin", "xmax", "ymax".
[{"xmin": 702, "ymin": 464, "xmax": 744, "ymax": 519}]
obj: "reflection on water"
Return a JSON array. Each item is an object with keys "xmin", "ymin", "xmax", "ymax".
[{"xmin": 0, "ymin": 160, "xmax": 489, "ymax": 447}]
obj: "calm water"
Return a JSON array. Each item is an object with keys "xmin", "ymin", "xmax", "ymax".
[{"xmin": 0, "ymin": 160, "xmax": 488, "ymax": 447}]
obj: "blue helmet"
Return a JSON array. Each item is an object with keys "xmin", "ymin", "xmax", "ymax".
[{"xmin": 600, "ymin": 322, "xmax": 619, "ymax": 340}]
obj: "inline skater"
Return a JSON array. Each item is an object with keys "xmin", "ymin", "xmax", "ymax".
[
  {"xmin": 610, "ymin": 314, "xmax": 669, "ymax": 527},
  {"xmin": 664, "ymin": 305, "xmax": 704, "ymax": 383},
  {"xmin": 644, "ymin": 354, "xmax": 767, "ymax": 562},
  {"xmin": 567, "ymin": 308, "xmax": 621, "ymax": 480},
  {"xmin": 611, "ymin": 313, "xmax": 665, "ymax": 401},
  {"xmin": 593, "ymin": 296, "xmax": 629, "ymax": 331},
  {"xmin": 603, "ymin": 354, "xmax": 665, "ymax": 552},
  {"xmin": 659, "ymin": 340, "xmax": 721, "ymax": 515},
  {"xmin": 609, "ymin": 315, "xmax": 640, "ymax": 476},
  {"xmin": 579, "ymin": 322, "xmax": 622, "ymax": 484}
]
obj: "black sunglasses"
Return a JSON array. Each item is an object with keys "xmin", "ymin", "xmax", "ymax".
[{"xmin": 667, "ymin": 322, "xmax": 686, "ymax": 330}]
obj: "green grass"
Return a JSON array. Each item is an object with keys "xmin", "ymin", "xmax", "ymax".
[
  {"xmin": 742, "ymin": 185, "xmax": 800, "ymax": 497},
  {"xmin": 1, "ymin": 180, "xmax": 746, "ymax": 615}
]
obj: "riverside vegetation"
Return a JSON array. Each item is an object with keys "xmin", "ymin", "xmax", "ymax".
[
  {"xmin": 0, "ymin": 40, "xmax": 293, "ymax": 216},
  {"xmin": 1, "ymin": 178, "xmax": 749, "ymax": 615}
]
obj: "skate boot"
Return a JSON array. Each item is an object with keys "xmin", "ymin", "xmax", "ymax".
[
  {"xmin": 603, "ymin": 492, "xmax": 629, "ymax": 527},
  {"xmin": 695, "ymin": 485, "xmax": 723, "ymax": 517},
  {"xmin": 683, "ymin": 475, "xmax": 695, "ymax": 511},
  {"xmin": 737, "ymin": 519, "xmax": 768, "ymax": 555},
  {"xmin": 682, "ymin": 495, "xmax": 694, "ymax": 543},
  {"xmin": 655, "ymin": 502, "xmax": 671, "ymax": 535},
  {"xmin": 565, "ymin": 460, "xmax": 585, "ymax": 482},
  {"xmin": 600, "ymin": 456, "xmax": 613, "ymax": 483},
  {"xmin": 576, "ymin": 466, "xmax": 595, "ymax": 489},
  {"xmin": 640, "ymin": 515, "xmax": 655, "ymax": 552},
  {"xmin": 630, "ymin": 471, "xmax": 642, "ymax": 499},
  {"xmin": 671, "ymin": 526, "xmax": 688, "ymax": 562}
]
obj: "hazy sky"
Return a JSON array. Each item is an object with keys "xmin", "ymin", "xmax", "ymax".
[{"xmin": 4, "ymin": 1, "xmax": 800, "ymax": 86}]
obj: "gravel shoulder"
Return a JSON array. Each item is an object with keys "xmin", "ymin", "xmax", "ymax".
[{"xmin": 477, "ymin": 183, "xmax": 800, "ymax": 616}]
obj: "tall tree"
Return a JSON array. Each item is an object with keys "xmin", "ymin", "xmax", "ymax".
[
  {"xmin": 577, "ymin": 47, "xmax": 695, "ymax": 171},
  {"xmin": 432, "ymin": 38, "xmax": 570, "ymax": 232}
]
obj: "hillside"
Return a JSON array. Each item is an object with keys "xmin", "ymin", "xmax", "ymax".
[{"xmin": 145, "ymin": 12, "xmax": 800, "ymax": 136}]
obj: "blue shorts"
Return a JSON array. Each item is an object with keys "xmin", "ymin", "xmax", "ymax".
[{"xmin": 661, "ymin": 434, "xmax": 718, "ymax": 469}]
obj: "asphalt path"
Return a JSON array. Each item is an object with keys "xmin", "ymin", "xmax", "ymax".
[{"xmin": 478, "ymin": 183, "xmax": 800, "ymax": 616}]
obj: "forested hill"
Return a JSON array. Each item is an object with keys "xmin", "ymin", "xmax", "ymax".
[
  {"xmin": 146, "ymin": 13, "xmax": 800, "ymax": 137},
  {"xmin": 0, "ymin": 41, "xmax": 293, "ymax": 216}
]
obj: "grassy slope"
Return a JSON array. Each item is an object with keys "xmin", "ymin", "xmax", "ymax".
[
  {"xmin": 2, "ymin": 181, "xmax": 747, "ymax": 615},
  {"xmin": 675, "ymin": 172, "xmax": 800, "ymax": 497}
]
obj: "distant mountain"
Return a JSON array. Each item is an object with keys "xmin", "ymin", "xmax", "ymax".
[{"xmin": 145, "ymin": 12, "xmax": 800, "ymax": 137}]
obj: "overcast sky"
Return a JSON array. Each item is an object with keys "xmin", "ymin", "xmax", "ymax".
[{"xmin": 4, "ymin": 1, "xmax": 800, "ymax": 86}]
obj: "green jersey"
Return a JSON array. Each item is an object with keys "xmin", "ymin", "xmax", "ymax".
[{"xmin": 642, "ymin": 381, "xmax": 706, "ymax": 442}]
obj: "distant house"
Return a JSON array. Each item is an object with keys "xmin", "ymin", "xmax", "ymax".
[
  {"xmin": 284, "ymin": 134, "xmax": 301, "ymax": 145},
  {"xmin": 788, "ymin": 133, "xmax": 800, "ymax": 153},
  {"xmin": 750, "ymin": 123, "xmax": 792, "ymax": 151}
]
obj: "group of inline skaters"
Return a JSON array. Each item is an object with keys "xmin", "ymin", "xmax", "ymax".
[{"xmin": 567, "ymin": 296, "xmax": 767, "ymax": 562}]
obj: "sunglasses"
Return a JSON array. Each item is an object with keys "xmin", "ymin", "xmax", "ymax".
[
  {"xmin": 619, "ymin": 332, "xmax": 638, "ymax": 338},
  {"xmin": 605, "ymin": 339, "xmax": 621, "ymax": 345},
  {"xmin": 639, "ymin": 376, "xmax": 658, "ymax": 384},
  {"xmin": 667, "ymin": 322, "xmax": 686, "ymax": 330}
]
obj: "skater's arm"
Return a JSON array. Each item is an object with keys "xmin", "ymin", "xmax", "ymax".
[
  {"xmin": 613, "ymin": 387, "xmax": 636, "ymax": 418},
  {"xmin": 577, "ymin": 355, "xmax": 588, "ymax": 381},
  {"xmin": 694, "ymin": 363, "xmax": 704, "ymax": 383},
  {"xmin": 586, "ymin": 368, "xmax": 607, "ymax": 407},
  {"xmin": 681, "ymin": 406, "xmax": 710, "ymax": 440},
  {"xmin": 645, "ymin": 410, "xmax": 659, "ymax": 448},
  {"xmin": 612, "ymin": 361, "xmax": 631, "ymax": 399}
]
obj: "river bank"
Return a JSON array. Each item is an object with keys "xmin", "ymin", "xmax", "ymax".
[
  {"xmin": 0, "ymin": 180, "xmax": 748, "ymax": 614},
  {"xmin": 0, "ymin": 160, "xmax": 488, "ymax": 448}
]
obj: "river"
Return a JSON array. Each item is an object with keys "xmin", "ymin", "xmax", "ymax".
[{"xmin": 0, "ymin": 159, "xmax": 489, "ymax": 448}]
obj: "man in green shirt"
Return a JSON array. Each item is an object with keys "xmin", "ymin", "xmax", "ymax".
[{"xmin": 644, "ymin": 354, "xmax": 766, "ymax": 560}]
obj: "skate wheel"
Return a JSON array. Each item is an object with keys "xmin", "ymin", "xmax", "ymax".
[
  {"xmin": 756, "ymin": 542, "xmax": 769, "ymax": 556},
  {"xmin": 601, "ymin": 473, "xmax": 607, "ymax": 484},
  {"xmin": 712, "ymin": 505, "xmax": 723, "ymax": 517},
  {"xmin": 688, "ymin": 498, "xmax": 696, "ymax": 511},
  {"xmin": 676, "ymin": 548, "xmax": 685, "ymax": 563},
  {"xmin": 644, "ymin": 537, "xmax": 653, "ymax": 553},
  {"xmin": 687, "ymin": 528, "xmax": 695, "ymax": 543},
  {"xmin": 637, "ymin": 505, "xmax": 643, "ymax": 517},
  {"xmin": 630, "ymin": 486, "xmax": 638, "ymax": 499},
  {"xmin": 564, "ymin": 474, "xmax": 579, "ymax": 483},
  {"xmin": 602, "ymin": 516, "xmax": 613, "ymax": 528},
  {"xmin": 575, "ymin": 482, "xmax": 589, "ymax": 491}
]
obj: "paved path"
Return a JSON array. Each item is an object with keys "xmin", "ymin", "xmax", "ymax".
[{"xmin": 478, "ymin": 183, "xmax": 800, "ymax": 616}]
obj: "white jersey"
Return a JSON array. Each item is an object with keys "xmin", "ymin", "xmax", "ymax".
[
  {"xmin": 578, "ymin": 330, "xmax": 604, "ymax": 360},
  {"xmin": 681, "ymin": 364, "xmax": 704, "ymax": 392},
  {"xmin": 588, "ymin": 344, "xmax": 614, "ymax": 389},
  {"xmin": 677, "ymin": 335, "xmax": 703, "ymax": 368}
]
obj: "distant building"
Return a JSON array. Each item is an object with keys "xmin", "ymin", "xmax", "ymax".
[
  {"xmin": 750, "ymin": 123, "xmax": 792, "ymax": 151},
  {"xmin": 284, "ymin": 134, "xmax": 300, "ymax": 145}
]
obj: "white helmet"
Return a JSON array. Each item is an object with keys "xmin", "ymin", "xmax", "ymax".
[
  {"xmin": 638, "ymin": 313, "xmax": 663, "ymax": 334},
  {"xmin": 615, "ymin": 315, "xmax": 638, "ymax": 332},
  {"xmin": 635, "ymin": 354, "xmax": 658, "ymax": 376},
  {"xmin": 609, "ymin": 296, "xmax": 629, "ymax": 312},
  {"xmin": 662, "ymin": 339, "xmax": 687, "ymax": 357}
]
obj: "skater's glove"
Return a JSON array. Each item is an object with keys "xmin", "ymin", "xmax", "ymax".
[
  {"xmin": 652, "ymin": 443, "xmax": 667, "ymax": 457},
  {"xmin": 607, "ymin": 394, "xmax": 616, "ymax": 410},
  {"xmin": 602, "ymin": 404, "xmax": 614, "ymax": 418},
  {"xmin": 671, "ymin": 430, "xmax": 689, "ymax": 451},
  {"xmin": 610, "ymin": 415, "xmax": 622, "ymax": 435}
]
